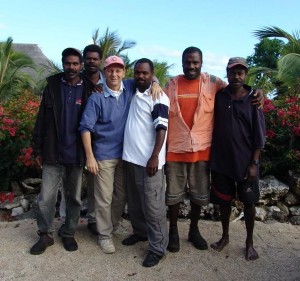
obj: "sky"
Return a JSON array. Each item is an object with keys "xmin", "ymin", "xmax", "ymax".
[{"xmin": 0, "ymin": 0, "xmax": 299, "ymax": 80}]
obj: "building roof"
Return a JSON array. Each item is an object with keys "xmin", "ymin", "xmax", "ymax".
[{"xmin": 12, "ymin": 43, "xmax": 53, "ymax": 79}]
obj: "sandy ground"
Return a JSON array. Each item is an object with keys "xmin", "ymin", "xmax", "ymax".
[{"xmin": 0, "ymin": 218, "xmax": 299, "ymax": 281}]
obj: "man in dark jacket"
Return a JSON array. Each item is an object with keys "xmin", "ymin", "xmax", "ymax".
[{"xmin": 30, "ymin": 47, "xmax": 94, "ymax": 255}]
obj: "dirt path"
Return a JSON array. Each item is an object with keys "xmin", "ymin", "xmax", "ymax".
[{"xmin": 0, "ymin": 218, "xmax": 299, "ymax": 281}]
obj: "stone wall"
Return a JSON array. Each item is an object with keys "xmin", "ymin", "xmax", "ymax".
[{"xmin": 1, "ymin": 171, "xmax": 300, "ymax": 225}]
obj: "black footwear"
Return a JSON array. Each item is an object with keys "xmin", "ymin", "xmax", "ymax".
[
  {"xmin": 167, "ymin": 231, "xmax": 180, "ymax": 252},
  {"xmin": 142, "ymin": 251, "xmax": 163, "ymax": 267},
  {"xmin": 30, "ymin": 234, "xmax": 54, "ymax": 255},
  {"xmin": 58, "ymin": 224, "xmax": 65, "ymax": 237},
  {"xmin": 188, "ymin": 227, "xmax": 208, "ymax": 250},
  {"xmin": 87, "ymin": 222, "xmax": 98, "ymax": 235},
  {"xmin": 62, "ymin": 237, "xmax": 78, "ymax": 252},
  {"xmin": 122, "ymin": 234, "xmax": 147, "ymax": 246}
]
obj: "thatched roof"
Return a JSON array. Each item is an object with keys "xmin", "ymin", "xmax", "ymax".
[{"xmin": 12, "ymin": 43, "xmax": 53, "ymax": 80}]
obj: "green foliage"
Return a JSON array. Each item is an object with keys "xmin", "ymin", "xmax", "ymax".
[
  {"xmin": 153, "ymin": 60, "xmax": 173, "ymax": 87},
  {"xmin": 92, "ymin": 28, "xmax": 136, "ymax": 69},
  {"xmin": 125, "ymin": 60, "xmax": 173, "ymax": 87},
  {"xmin": 0, "ymin": 90, "xmax": 40, "ymax": 191},
  {"xmin": 248, "ymin": 26, "xmax": 300, "ymax": 97},
  {"xmin": 277, "ymin": 53, "xmax": 300, "ymax": 96},
  {"xmin": 247, "ymin": 38, "xmax": 284, "ymax": 69},
  {"xmin": 91, "ymin": 27, "xmax": 173, "ymax": 85},
  {"xmin": 253, "ymin": 26, "xmax": 300, "ymax": 55},
  {"xmin": 33, "ymin": 60, "xmax": 61, "ymax": 96},
  {"xmin": 0, "ymin": 37, "xmax": 36, "ymax": 101}
]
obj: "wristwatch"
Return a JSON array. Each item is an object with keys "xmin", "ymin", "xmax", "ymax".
[{"xmin": 252, "ymin": 160, "xmax": 260, "ymax": 165}]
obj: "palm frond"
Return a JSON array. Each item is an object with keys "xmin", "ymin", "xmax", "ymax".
[
  {"xmin": 277, "ymin": 53, "xmax": 300, "ymax": 84},
  {"xmin": 116, "ymin": 40, "xmax": 136, "ymax": 55},
  {"xmin": 253, "ymin": 26, "xmax": 295, "ymax": 41}
]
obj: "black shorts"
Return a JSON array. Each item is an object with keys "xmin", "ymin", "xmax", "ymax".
[{"xmin": 211, "ymin": 170, "xmax": 259, "ymax": 205}]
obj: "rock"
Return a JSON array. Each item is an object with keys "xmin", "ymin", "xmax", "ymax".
[
  {"xmin": 288, "ymin": 170, "xmax": 300, "ymax": 196},
  {"xmin": 289, "ymin": 205, "xmax": 300, "ymax": 216},
  {"xmin": 259, "ymin": 176, "xmax": 289, "ymax": 205},
  {"xmin": 20, "ymin": 198, "xmax": 30, "ymax": 211},
  {"xmin": 80, "ymin": 198, "xmax": 88, "ymax": 212},
  {"xmin": 230, "ymin": 207, "xmax": 241, "ymax": 221},
  {"xmin": 179, "ymin": 199, "xmax": 190, "ymax": 218},
  {"xmin": 11, "ymin": 206, "xmax": 24, "ymax": 216},
  {"xmin": 276, "ymin": 201, "xmax": 290, "ymax": 215},
  {"xmin": 21, "ymin": 178, "xmax": 42, "ymax": 194},
  {"xmin": 232, "ymin": 211, "xmax": 244, "ymax": 222},
  {"xmin": 266, "ymin": 206, "xmax": 281, "ymax": 212},
  {"xmin": 255, "ymin": 206, "xmax": 267, "ymax": 221},
  {"xmin": 271, "ymin": 211, "xmax": 288, "ymax": 223},
  {"xmin": 3, "ymin": 200, "xmax": 21, "ymax": 210},
  {"xmin": 289, "ymin": 215, "xmax": 300, "ymax": 225},
  {"xmin": 284, "ymin": 192, "xmax": 300, "ymax": 206},
  {"xmin": 11, "ymin": 181, "xmax": 23, "ymax": 197},
  {"xmin": 201, "ymin": 203, "xmax": 215, "ymax": 219},
  {"xmin": 232, "ymin": 199, "xmax": 244, "ymax": 210},
  {"xmin": 265, "ymin": 205, "xmax": 288, "ymax": 222}
]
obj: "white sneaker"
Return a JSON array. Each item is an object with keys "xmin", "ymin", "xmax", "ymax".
[
  {"xmin": 112, "ymin": 224, "xmax": 128, "ymax": 238},
  {"xmin": 98, "ymin": 238, "xmax": 115, "ymax": 254}
]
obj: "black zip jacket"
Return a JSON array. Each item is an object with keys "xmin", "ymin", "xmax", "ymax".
[{"xmin": 32, "ymin": 72, "xmax": 94, "ymax": 165}]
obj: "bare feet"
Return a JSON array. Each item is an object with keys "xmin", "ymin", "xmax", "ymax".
[
  {"xmin": 245, "ymin": 243, "xmax": 259, "ymax": 261},
  {"xmin": 210, "ymin": 236, "xmax": 229, "ymax": 252}
]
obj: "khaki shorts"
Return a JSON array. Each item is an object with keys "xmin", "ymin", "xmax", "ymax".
[{"xmin": 166, "ymin": 161, "xmax": 210, "ymax": 206}]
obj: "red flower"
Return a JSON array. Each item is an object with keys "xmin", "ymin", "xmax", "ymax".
[
  {"xmin": 293, "ymin": 126, "xmax": 300, "ymax": 137},
  {"xmin": 8, "ymin": 126, "xmax": 17, "ymax": 137},
  {"xmin": 3, "ymin": 118, "xmax": 14, "ymax": 125},
  {"xmin": 277, "ymin": 109, "xmax": 284, "ymax": 117},
  {"xmin": 286, "ymin": 97, "xmax": 298, "ymax": 103},
  {"xmin": 266, "ymin": 130, "xmax": 276, "ymax": 138}
]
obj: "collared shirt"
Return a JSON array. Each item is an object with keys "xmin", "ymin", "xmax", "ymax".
[
  {"xmin": 122, "ymin": 87, "xmax": 170, "ymax": 168},
  {"xmin": 79, "ymin": 79, "xmax": 135, "ymax": 161},
  {"xmin": 103, "ymin": 80, "xmax": 124, "ymax": 100},
  {"xmin": 210, "ymin": 85, "xmax": 266, "ymax": 181},
  {"xmin": 164, "ymin": 73, "xmax": 226, "ymax": 160},
  {"xmin": 59, "ymin": 78, "xmax": 84, "ymax": 164}
]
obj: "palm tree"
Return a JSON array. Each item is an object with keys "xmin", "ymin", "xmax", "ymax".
[
  {"xmin": 250, "ymin": 26, "xmax": 300, "ymax": 96},
  {"xmin": 92, "ymin": 28, "xmax": 136, "ymax": 69},
  {"xmin": 153, "ymin": 60, "xmax": 173, "ymax": 87},
  {"xmin": 0, "ymin": 37, "xmax": 36, "ymax": 101},
  {"xmin": 34, "ymin": 60, "xmax": 61, "ymax": 95},
  {"xmin": 92, "ymin": 28, "xmax": 173, "ymax": 86},
  {"xmin": 125, "ymin": 60, "xmax": 173, "ymax": 87}
]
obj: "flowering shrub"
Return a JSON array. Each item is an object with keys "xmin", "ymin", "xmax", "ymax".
[
  {"xmin": 262, "ymin": 96, "xmax": 300, "ymax": 177},
  {"xmin": 0, "ymin": 90, "xmax": 40, "ymax": 191}
]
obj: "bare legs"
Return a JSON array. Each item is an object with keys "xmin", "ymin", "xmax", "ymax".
[
  {"xmin": 167, "ymin": 203, "xmax": 180, "ymax": 252},
  {"xmin": 244, "ymin": 204, "xmax": 259, "ymax": 260},
  {"xmin": 168, "ymin": 203, "xmax": 180, "ymax": 233},
  {"xmin": 211, "ymin": 203, "xmax": 259, "ymax": 261},
  {"xmin": 210, "ymin": 204, "xmax": 230, "ymax": 251}
]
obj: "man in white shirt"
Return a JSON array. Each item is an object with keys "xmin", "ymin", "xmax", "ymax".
[{"xmin": 122, "ymin": 58, "xmax": 169, "ymax": 267}]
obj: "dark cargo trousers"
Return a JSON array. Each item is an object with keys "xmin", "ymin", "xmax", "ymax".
[{"xmin": 125, "ymin": 161, "xmax": 168, "ymax": 256}]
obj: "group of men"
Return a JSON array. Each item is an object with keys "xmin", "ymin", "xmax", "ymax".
[{"xmin": 30, "ymin": 44, "xmax": 265, "ymax": 267}]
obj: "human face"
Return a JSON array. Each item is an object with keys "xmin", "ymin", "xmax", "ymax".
[
  {"xmin": 84, "ymin": 51, "xmax": 101, "ymax": 74},
  {"xmin": 182, "ymin": 52, "xmax": 202, "ymax": 80},
  {"xmin": 134, "ymin": 62, "xmax": 153, "ymax": 92},
  {"xmin": 104, "ymin": 64, "xmax": 125, "ymax": 91},
  {"xmin": 63, "ymin": 55, "xmax": 83, "ymax": 83},
  {"xmin": 227, "ymin": 66, "xmax": 247, "ymax": 90}
]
